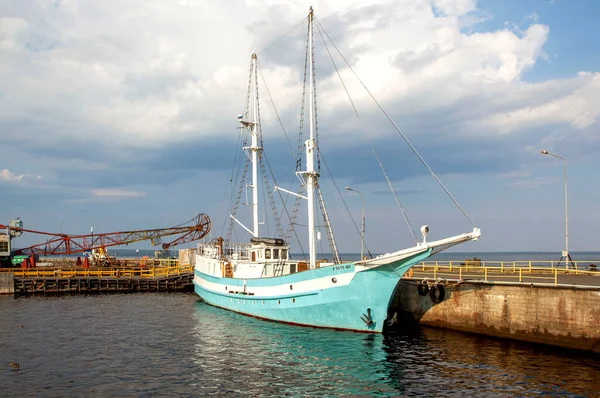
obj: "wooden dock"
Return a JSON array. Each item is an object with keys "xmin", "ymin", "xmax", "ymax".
[
  {"xmin": 14, "ymin": 274, "xmax": 193, "ymax": 296},
  {"xmin": 1, "ymin": 264, "xmax": 195, "ymax": 296}
]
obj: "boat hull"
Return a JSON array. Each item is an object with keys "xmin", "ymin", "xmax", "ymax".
[{"xmin": 194, "ymin": 250, "xmax": 431, "ymax": 333}]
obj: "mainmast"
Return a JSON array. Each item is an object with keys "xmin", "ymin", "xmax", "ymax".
[
  {"xmin": 306, "ymin": 7, "xmax": 317, "ymax": 269},
  {"xmin": 251, "ymin": 53, "xmax": 260, "ymax": 237}
]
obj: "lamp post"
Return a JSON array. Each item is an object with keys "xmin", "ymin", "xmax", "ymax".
[
  {"xmin": 540, "ymin": 149, "xmax": 573, "ymax": 268},
  {"xmin": 345, "ymin": 187, "xmax": 365, "ymax": 262},
  {"xmin": 136, "ymin": 249, "xmax": 139, "ymax": 261}
]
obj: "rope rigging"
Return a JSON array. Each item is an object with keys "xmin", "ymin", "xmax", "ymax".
[
  {"xmin": 314, "ymin": 20, "xmax": 419, "ymax": 244},
  {"xmin": 317, "ymin": 147, "xmax": 374, "ymax": 259},
  {"xmin": 256, "ymin": 100, "xmax": 285, "ymax": 240},
  {"xmin": 314, "ymin": 16, "xmax": 477, "ymax": 228},
  {"xmin": 223, "ymin": 8, "xmax": 477, "ymax": 263},
  {"xmin": 226, "ymin": 59, "xmax": 254, "ymax": 244}
]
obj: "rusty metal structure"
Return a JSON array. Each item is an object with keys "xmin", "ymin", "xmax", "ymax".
[{"xmin": 0, "ymin": 214, "xmax": 211, "ymax": 257}]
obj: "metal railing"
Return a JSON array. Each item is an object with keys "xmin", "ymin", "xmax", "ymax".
[
  {"xmin": 419, "ymin": 259, "xmax": 598, "ymax": 272},
  {"xmin": 408, "ymin": 260, "xmax": 600, "ymax": 286},
  {"xmin": 31, "ymin": 258, "xmax": 180, "ymax": 268},
  {"xmin": 0, "ymin": 263, "xmax": 193, "ymax": 279}
]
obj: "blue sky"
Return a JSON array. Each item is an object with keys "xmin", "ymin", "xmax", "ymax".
[{"xmin": 1, "ymin": 0, "xmax": 599, "ymax": 255}]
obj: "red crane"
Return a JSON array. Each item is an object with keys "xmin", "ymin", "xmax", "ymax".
[{"xmin": 0, "ymin": 214, "xmax": 211, "ymax": 256}]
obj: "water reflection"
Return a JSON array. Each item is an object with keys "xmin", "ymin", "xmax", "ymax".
[
  {"xmin": 190, "ymin": 302, "xmax": 398, "ymax": 396},
  {"xmin": 191, "ymin": 301, "xmax": 600, "ymax": 397}
]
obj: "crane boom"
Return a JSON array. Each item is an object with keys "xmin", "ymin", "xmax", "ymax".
[{"xmin": 0, "ymin": 214, "xmax": 211, "ymax": 256}]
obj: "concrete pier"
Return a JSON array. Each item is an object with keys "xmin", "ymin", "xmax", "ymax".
[
  {"xmin": 392, "ymin": 280, "xmax": 600, "ymax": 353},
  {"xmin": 0, "ymin": 272, "xmax": 14, "ymax": 294}
]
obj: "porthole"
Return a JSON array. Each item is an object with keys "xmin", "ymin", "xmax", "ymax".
[
  {"xmin": 278, "ymin": 300, "xmax": 281, "ymax": 305},
  {"xmin": 332, "ymin": 277, "xmax": 337, "ymax": 283},
  {"xmin": 292, "ymin": 298, "xmax": 296, "ymax": 303},
  {"xmin": 262, "ymin": 300, "xmax": 265, "ymax": 305},
  {"xmin": 290, "ymin": 285, "xmax": 293, "ymax": 290}
]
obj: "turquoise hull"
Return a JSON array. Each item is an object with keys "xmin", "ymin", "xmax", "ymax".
[{"xmin": 194, "ymin": 249, "xmax": 431, "ymax": 333}]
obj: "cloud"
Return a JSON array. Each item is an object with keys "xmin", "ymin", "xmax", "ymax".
[
  {"xmin": 0, "ymin": 168, "xmax": 27, "ymax": 182},
  {"xmin": 475, "ymin": 72, "xmax": 600, "ymax": 134},
  {"xmin": 1, "ymin": 0, "xmax": 594, "ymax": 153},
  {"xmin": 0, "ymin": 168, "xmax": 42, "ymax": 183},
  {"xmin": 1, "ymin": 1, "xmax": 599, "ymax": 251},
  {"xmin": 1, "ymin": 0, "xmax": 596, "ymax": 192},
  {"xmin": 91, "ymin": 188, "xmax": 146, "ymax": 198}
]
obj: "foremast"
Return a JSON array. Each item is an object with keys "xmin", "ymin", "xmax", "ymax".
[{"xmin": 239, "ymin": 53, "xmax": 261, "ymax": 238}]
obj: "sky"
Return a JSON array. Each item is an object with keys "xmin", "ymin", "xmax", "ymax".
[{"xmin": 1, "ymin": 0, "xmax": 599, "ymax": 255}]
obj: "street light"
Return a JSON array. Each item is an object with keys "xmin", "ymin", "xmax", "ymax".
[
  {"xmin": 540, "ymin": 149, "xmax": 573, "ymax": 268},
  {"xmin": 136, "ymin": 249, "xmax": 139, "ymax": 261},
  {"xmin": 345, "ymin": 187, "xmax": 365, "ymax": 262}
]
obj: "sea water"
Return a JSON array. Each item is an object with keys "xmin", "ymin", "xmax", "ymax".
[{"xmin": 1, "ymin": 293, "xmax": 599, "ymax": 397}]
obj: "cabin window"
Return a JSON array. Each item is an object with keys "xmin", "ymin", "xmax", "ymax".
[
  {"xmin": 281, "ymin": 249, "xmax": 288, "ymax": 259},
  {"xmin": 273, "ymin": 249, "xmax": 279, "ymax": 259},
  {"xmin": 251, "ymin": 251, "xmax": 256, "ymax": 261},
  {"xmin": 290, "ymin": 263, "xmax": 296, "ymax": 274},
  {"xmin": 265, "ymin": 249, "xmax": 271, "ymax": 259}
]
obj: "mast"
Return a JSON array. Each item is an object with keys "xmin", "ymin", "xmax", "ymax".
[
  {"xmin": 251, "ymin": 53, "xmax": 260, "ymax": 237},
  {"xmin": 306, "ymin": 7, "xmax": 317, "ymax": 269}
]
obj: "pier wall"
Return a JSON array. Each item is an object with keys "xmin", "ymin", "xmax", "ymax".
[
  {"xmin": 393, "ymin": 280, "xmax": 600, "ymax": 353},
  {"xmin": 0, "ymin": 272, "xmax": 14, "ymax": 294}
]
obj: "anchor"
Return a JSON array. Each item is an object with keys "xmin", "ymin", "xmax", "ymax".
[
  {"xmin": 387, "ymin": 312, "xmax": 398, "ymax": 327},
  {"xmin": 360, "ymin": 308, "xmax": 374, "ymax": 327}
]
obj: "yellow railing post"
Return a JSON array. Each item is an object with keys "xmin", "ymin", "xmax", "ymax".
[
  {"xmin": 459, "ymin": 267, "xmax": 462, "ymax": 280},
  {"xmin": 519, "ymin": 269, "xmax": 522, "ymax": 283},
  {"xmin": 484, "ymin": 267, "xmax": 488, "ymax": 282},
  {"xmin": 554, "ymin": 269, "xmax": 558, "ymax": 285},
  {"xmin": 529, "ymin": 261, "xmax": 532, "ymax": 273},
  {"xmin": 434, "ymin": 267, "xmax": 437, "ymax": 279}
]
